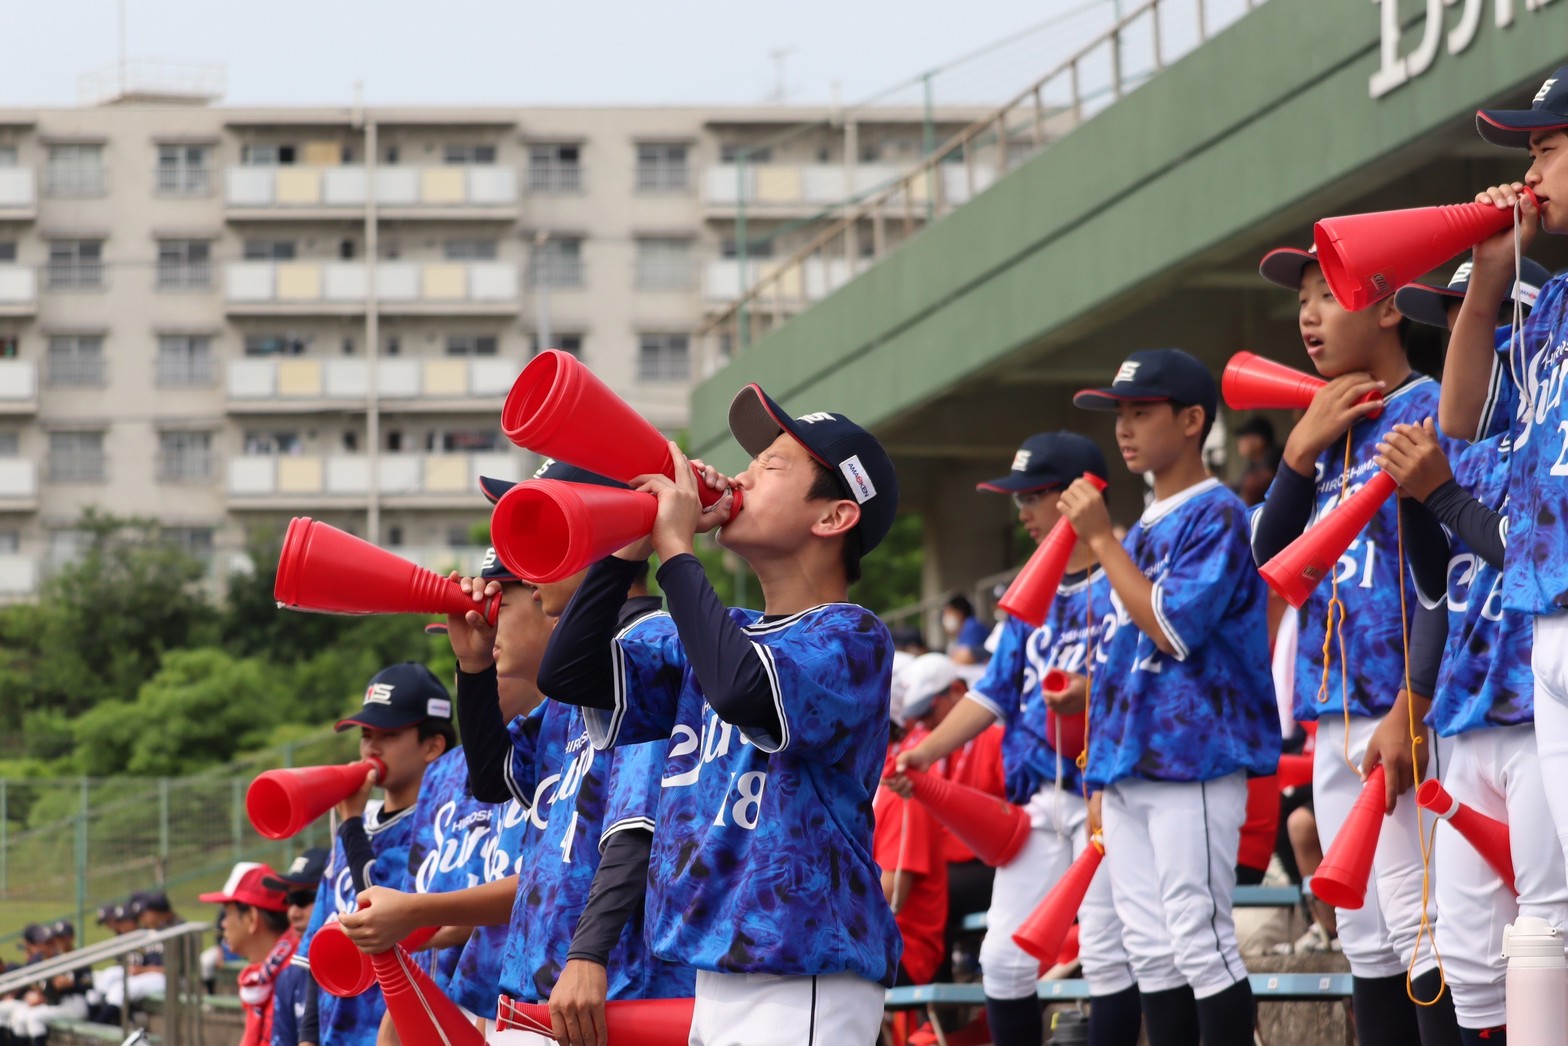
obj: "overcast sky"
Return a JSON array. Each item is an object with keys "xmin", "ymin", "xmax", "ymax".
[{"xmin": 1, "ymin": 0, "xmax": 1123, "ymax": 110}]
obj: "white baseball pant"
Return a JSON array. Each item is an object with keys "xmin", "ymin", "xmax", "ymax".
[
  {"xmin": 1531, "ymin": 612, "xmax": 1568, "ymax": 873},
  {"xmin": 688, "ymin": 970, "xmax": 884, "ymax": 1046}
]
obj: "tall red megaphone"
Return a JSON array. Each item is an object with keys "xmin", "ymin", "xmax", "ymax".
[
  {"xmin": 310, "ymin": 922, "xmax": 440, "ymax": 998},
  {"xmin": 1013, "ymin": 836, "xmax": 1104, "ymax": 963},
  {"xmin": 503, "ymin": 349, "xmax": 739, "ymax": 516},
  {"xmin": 370, "ymin": 944, "xmax": 484, "ymax": 1046},
  {"xmin": 997, "ymin": 473, "xmax": 1108, "ymax": 628},
  {"xmin": 1417, "ymin": 779, "xmax": 1516, "ymax": 893},
  {"xmin": 1261, "ymin": 471, "xmax": 1397, "ymax": 608},
  {"xmin": 1311, "ymin": 765, "xmax": 1386, "ymax": 910},
  {"xmin": 489, "ymin": 479, "xmax": 659, "ymax": 584},
  {"xmin": 1314, "ymin": 189, "xmax": 1537, "ymax": 310},
  {"xmin": 496, "ymin": 997, "xmax": 694, "ymax": 1045},
  {"xmin": 274, "ymin": 517, "xmax": 499, "ymax": 624},
  {"xmin": 905, "ymin": 768, "xmax": 1030, "ymax": 867},
  {"xmin": 1222, "ymin": 352, "xmax": 1383, "ymax": 419},
  {"xmin": 246, "ymin": 759, "xmax": 386, "ymax": 841}
]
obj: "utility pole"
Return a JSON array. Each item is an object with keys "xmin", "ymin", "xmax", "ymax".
[
  {"xmin": 533, "ymin": 230, "xmax": 552, "ymax": 354},
  {"xmin": 354, "ymin": 83, "xmax": 382, "ymax": 544}
]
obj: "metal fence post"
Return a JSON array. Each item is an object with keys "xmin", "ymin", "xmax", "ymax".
[
  {"xmin": 159, "ymin": 777, "xmax": 170, "ymax": 884},
  {"xmin": 1, "ymin": 778, "xmax": 7, "ymax": 898},
  {"xmin": 231, "ymin": 777, "xmax": 243, "ymax": 859},
  {"xmin": 76, "ymin": 777, "xmax": 88, "ymax": 938}
]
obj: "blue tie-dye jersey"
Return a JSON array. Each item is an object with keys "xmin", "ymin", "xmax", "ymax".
[
  {"xmin": 1429, "ymin": 436, "xmax": 1534, "ymax": 737},
  {"xmin": 447, "ymin": 796, "xmax": 526, "ymax": 1019},
  {"xmin": 403, "ymin": 747, "xmax": 492, "ymax": 995},
  {"xmin": 967, "ymin": 569, "xmax": 1109, "ymax": 804},
  {"xmin": 1270, "ymin": 375, "xmax": 1456, "ymax": 722},
  {"xmin": 584, "ymin": 604, "xmax": 902, "ymax": 987},
  {"xmin": 494, "ymin": 699, "xmax": 690, "ymax": 1004},
  {"xmin": 1476, "ymin": 276, "xmax": 1568, "ymax": 615},
  {"xmin": 294, "ymin": 800, "xmax": 416, "ymax": 1046},
  {"xmin": 1088, "ymin": 480, "xmax": 1278, "ymax": 788}
]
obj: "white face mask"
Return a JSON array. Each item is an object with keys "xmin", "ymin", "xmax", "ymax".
[{"xmin": 942, "ymin": 612, "xmax": 962, "ymax": 634}]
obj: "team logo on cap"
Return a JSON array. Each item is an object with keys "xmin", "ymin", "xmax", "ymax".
[
  {"xmin": 838, "ymin": 455, "xmax": 877, "ymax": 504},
  {"xmin": 1449, "ymin": 261, "xmax": 1474, "ymax": 288},
  {"xmin": 365, "ymin": 682, "xmax": 395, "ymax": 705},
  {"xmin": 1113, "ymin": 361, "xmax": 1140, "ymax": 385},
  {"xmin": 427, "ymin": 699, "xmax": 451, "ymax": 718},
  {"xmin": 288, "ymin": 856, "xmax": 310, "ymax": 875},
  {"xmin": 798, "ymin": 412, "xmax": 835, "ymax": 424},
  {"xmin": 481, "ymin": 547, "xmax": 499, "ymax": 571},
  {"xmin": 531, "ymin": 458, "xmax": 556, "ymax": 479},
  {"xmin": 1536, "ymin": 78, "xmax": 1558, "ymax": 104},
  {"xmin": 1011, "ymin": 449, "xmax": 1032, "ymax": 472}
]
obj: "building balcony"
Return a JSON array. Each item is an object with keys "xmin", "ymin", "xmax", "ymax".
[
  {"xmin": 0, "ymin": 361, "xmax": 38, "ymax": 414},
  {"xmin": 0, "ymin": 553, "xmax": 39, "ymax": 600},
  {"xmin": 42, "ymin": 168, "xmax": 108, "ymax": 199},
  {"xmin": 701, "ymin": 163, "xmax": 999, "ymax": 214},
  {"xmin": 0, "ymin": 459, "xmax": 38, "ymax": 510},
  {"xmin": 0, "ymin": 169, "xmax": 37, "ymax": 219},
  {"xmin": 225, "ymin": 165, "xmax": 519, "ymax": 219},
  {"xmin": 0, "ymin": 268, "xmax": 37, "ymax": 316},
  {"xmin": 225, "ymin": 356, "xmax": 519, "ymax": 413},
  {"xmin": 226, "ymin": 451, "xmax": 522, "ymax": 508},
  {"xmin": 703, "ymin": 257, "xmax": 865, "ymax": 306},
  {"xmin": 223, "ymin": 261, "xmax": 519, "ymax": 316}
]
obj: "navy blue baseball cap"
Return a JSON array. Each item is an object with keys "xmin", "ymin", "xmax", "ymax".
[
  {"xmin": 977, "ymin": 431, "xmax": 1109, "ymax": 494},
  {"xmin": 51, "ymin": 920, "xmax": 75, "ymax": 939},
  {"xmin": 19, "ymin": 924, "xmax": 51, "ymax": 947},
  {"xmin": 1073, "ymin": 349, "xmax": 1218, "ymax": 419},
  {"xmin": 125, "ymin": 891, "xmax": 170, "ymax": 918},
  {"xmin": 1259, "ymin": 244, "xmax": 1318, "ymax": 290},
  {"xmin": 262, "ymin": 847, "xmax": 329, "ymax": 892},
  {"xmin": 1394, "ymin": 257, "xmax": 1550, "ymax": 328},
  {"xmin": 95, "ymin": 903, "xmax": 121, "ymax": 926},
  {"xmin": 335, "ymin": 662, "xmax": 452, "ymax": 732},
  {"xmin": 1478, "ymin": 68, "xmax": 1568, "ymax": 148},
  {"xmin": 479, "ymin": 460, "xmax": 627, "ymax": 506},
  {"xmin": 728, "ymin": 384, "xmax": 900, "ymax": 554}
]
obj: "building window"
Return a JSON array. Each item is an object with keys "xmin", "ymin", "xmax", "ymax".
[
  {"xmin": 157, "ymin": 430, "xmax": 215, "ymax": 483},
  {"xmin": 156, "ymin": 335, "xmax": 214, "ymax": 387},
  {"xmin": 635, "ymin": 143, "xmax": 689, "ymax": 192},
  {"xmin": 163, "ymin": 526, "xmax": 215, "ymax": 561},
  {"xmin": 442, "ymin": 239, "xmax": 497, "ymax": 261},
  {"xmin": 155, "ymin": 144, "xmax": 212, "ymax": 195},
  {"xmin": 527, "ymin": 238, "xmax": 584, "ymax": 288},
  {"xmin": 0, "ymin": 146, "xmax": 16, "ymax": 167},
  {"xmin": 46, "ymin": 336, "xmax": 105, "ymax": 386},
  {"xmin": 637, "ymin": 333, "xmax": 690, "ymax": 382},
  {"xmin": 721, "ymin": 238, "xmax": 774, "ymax": 259},
  {"xmin": 0, "ymin": 530, "xmax": 17, "ymax": 554},
  {"xmin": 243, "ymin": 239, "xmax": 296, "ymax": 261},
  {"xmin": 635, "ymin": 237, "xmax": 694, "ymax": 291},
  {"xmin": 529, "ymin": 333, "xmax": 582, "ymax": 358},
  {"xmin": 720, "ymin": 144, "xmax": 773, "ymax": 164},
  {"xmin": 0, "ymin": 336, "xmax": 17, "ymax": 358},
  {"xmin": 45, "ymin": 240, "xmax": 104, "ymax": 289},
  {"xmin": 243, "ymin": 430, "xmax": 302, "ymax": 455},
  {"xmin": 0, "ymin": 431, "xmax": 18, "ymax": 456},
  {"xmin": 48, "ymin": 431, "xmax": 106, "ymax": 483},
  {"xmin": 528, "ymin": 144, "xmax": 582, "ymax": 192},
  {"xmin": 44, "ymin": 144, "xmax": 106, "ymax": 197},
  {"xmin": 434, "ymin": 429, "xmax": 504, "ymax": 452},
  {"xmin": 0, "ymin": 242, "xmax": 15, "ymax": 263},
  {"xmin": 156, "ymin": 240, "xmax": 212, "ymax": 289},
  {"xmin": 443, "ymin": 144, "xmax": 496, "ymax": 165},
  {"xmin": 444, "ymin": 334, "xmax": 498, "ymax": 357},
  {"xmin": 244, "ymin": 334, "xmax": 305, "ymax": 357},
  {"xmin": 240, "ymin": 143, "xmax": 296, "ymax": 166}
]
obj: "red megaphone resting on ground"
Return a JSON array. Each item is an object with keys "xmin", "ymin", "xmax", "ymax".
[
  {"xmin": 1013, "ymin": 836, "xmax": 1104, "ymax": 963},
  {"xmin": 370, "ymin": 944, "xmax": 485, "ymax": 1046},
  {"xmin": 1261, "ymin": 471, "xmax": 1397, "ymax": 609},
  {"xmin": 246, "ymin": 759, "xmax": 386, "ymax": 841},
  {"xmin": 503, "ymin": 349, "xmax": 740, "ymax": 516},
  {"xmin": 489, "ymin": 479, "xmax": 659, "ymax": 584},
  {"xmin": 274, "ymin": 517, "xmax": 499, "ymax": 624},
  {"xmin": 1417, "ymin": 779, "xmax": 1516, "ymax": 893},
  {"xmin": 310, "ymin": 922, "xmax": 440, "ymax": 998},
  {"xmin": 1222, "ymin": 352, "xmax": 1383, "ymax": 420},
  {"xmin": 904, "ymin": 768, "xmax": 1030, "ymax": 867},
  {"xmin": 1311, "ymin": 765, "xmax": 1386, "ymax": 910},
  {"xmin": 1314, "ymin": 189, "xmax": 1537, "ymax": 311},
  {"xmin": 496, "ymin": 997, "xmax": 695, "ymax": 1045},
  {"xmin": 997, "ymin": 474, "xmax": 1108, "ymax": 628}
]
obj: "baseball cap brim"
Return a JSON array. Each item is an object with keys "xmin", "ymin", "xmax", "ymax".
[
  {"xmin": 335, "ymin": 705, "xmax": 424, "ymax": 732},
  {"xmin": 1259, "ymin": 247, "xmax": 1318, "ymax": 290},
  {"xmin": 1392, "ymin": 282, "xmax": 1459, "ymax": 329},
  {"xmin": 728, "ymin": 384, "xmax": 832, "ymax": 469},
  {"xmin": 1476, "ymin": 108, "xmax": 1568, "ymax": 149},
  {"xmin": 479, "ymin": 475, "xmax": 515, "ymax": 505},
  {"xmin": 261, "ymin": 872, "xmax": 319, "ymax": 891},
  {"xmin": 975, "ymin": 474, "xmax": 1067, "ymax": 494},
  {"xmin": 1071, "ymin": 389, "xmax": 1172, "ymax": 412}
]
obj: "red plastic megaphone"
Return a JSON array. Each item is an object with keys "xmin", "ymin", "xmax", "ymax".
[
  {"xmin": 245, "ymin": 759, "xmax": 385, "ymax": 841},
  {"xmin": 503, "ymin": 349, "xmax": 739, "ymax": 516},
  {"xmin": 496, "ymin": 997, "xmax": 695, "ymax": 1045},
  {"xmin": 998, "ymin": 474, "xmax": 1108, "ymax": 628},
  {"xmin": 1311, "ymin": 765, "xmax": 1386, "ymax": 910},
  {"xmin": 1222, "ymin": 352, "xmax": 1383, "ymax": 420},
  {"xmin": 369, "ymin": 944, "xmax": 485, "ymax": 1046},
  {"xmin": 1314, "ymin": 190, "xmax": 1537, "ymax": 311},
  {"xmin": 1261, "ymin": 471, "xmax": 1397, "ymax": 608},
  {"xmin": 489, "ymin": 479, "xmax": 659, "ymax": 584},
  {"xmin": 1277, "ymin": 752, "xmax": 1314, "ymax": 792},
  {"xmin": 1417, "ymin": 779, "xmax": 1516, "ymax": 893},
  {"xmin": 274, "ymin": 517, "xmax": 499, "ymax": 624},
  {"xmin": 310, "ymin": 922, "xmax": 440, "ymax": 998},
  {"xmin": 1013, "ymin": 836, "xmax": 1104, "ymax": 963},
  {"xmin": 905, "ymin": 768, "xmax": 1030, "ymax": 867}
]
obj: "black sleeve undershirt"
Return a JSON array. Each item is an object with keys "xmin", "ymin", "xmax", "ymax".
[
  {"xmin": 455, "ymin": 666, "xmax": 513, "ymax": 804},
  {"xmin": 1251, "ymin": 462, "xmax": 1316, "ymax": 567},
  {"xmin": 538, "ymin": 557, "xmax": 648, "ymax": 711},
  {"xmin": 299, "ymin": 975, "xmax": 320, "ymax": 1043},
  {"xmin": 1425, "ymin": 480, "xmax": 1507, "ymax": 570},
  {"xmin": 338, "ymin": 817, "xmax": 376, "ymax": 894},
  {"xmin": 1408, "ymin": 599, "xmax": 1449, "ymax": 700},
  {"xmin": 566, "ymin": 828, "xmax": 653, "ymax": 966}
]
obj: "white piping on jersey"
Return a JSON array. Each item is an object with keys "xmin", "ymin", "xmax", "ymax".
[
  {"xmin": 1150, "ymin": 581, "xmax": 1190, "ymax": 662},
  {"xmin": 365, "ymin": 799, "xmax": 415, "ymax": 836},
  {"xmin": 1057, "ymin": 566, "xmax": 1107, "ymax": 596},
  {"xmin": 1479, "ymin": 354, "xmax": 1508, "ymax": 444},
  {"xmin": 740, "ymin": 602, "xmax": 865, "ymax": 635},
  {"xmin": 748, "ymin": 641, "xmax": 789, "ymax": 753},
  {"xmin": 1140, "ymin": 477, "xmax": 1222, "ymax": 526},
  {"xmin": 600, "ymin": 610, "xmax": 669, "ymax": 750},
  {"xmin": 1374, "ymin": 373, "xmax": 1435, "ymax": 406},
  {"xmin": 502, "ymin": 744, "xmax": 531, "ymax": 812},
  {"xmin": 597, "ymin": 815, "xmax": 657, "ymax": 855},
  {"xmin": 963, "ymin": 687, "xmax": 1007, "ymax": 722}
]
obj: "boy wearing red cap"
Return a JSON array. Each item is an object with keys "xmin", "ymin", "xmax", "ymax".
[{"xmin": 200, "ymin": 862, "xmax": 296, "ymax": 1046}]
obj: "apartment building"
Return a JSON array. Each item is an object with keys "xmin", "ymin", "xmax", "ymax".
[{"xmin": 0, "ymin": 86, "xmax": 990, "ymax": 599}]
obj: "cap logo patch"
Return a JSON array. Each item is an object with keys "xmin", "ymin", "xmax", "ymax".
[
  {"xmin": 481, "ymin": 547, "xmax": 499, "ymax": 571},
  {"xmin": 838, "ymin": 455, "xmax": 877, "ymax": 504},
  {"xmin": 1536, "ymin": 78, "xmax": 1558, "ymax": 104},
  {"xmin": 1449, "ymin": 261, "xmax": 1473, "ymax": 287},
  {"xmin": 1113, "ymin": 361, "xmax": 1140, "ymax": 385},
  {"xmin": 365, "ymin": 682, "xmax": 395, "ymax": 706},
  {"xmin": 1011, "ymin": 449, "xmax": 1032, "ymax": 472},
  {"xmin": 427, "ymin": 698, "xmax": 451, "ymax": 718},
  {"xmin": 531, "ymin": 458, "xmax": 555, "ymax": 479},
  {"xmin": 289, "ymin": 857, "xmax": 308, "ymax": 875},
  {"xmin": 798, "ymin": 412, "xmax": 835, "ymax": 424},
  {"xmin": 1517, "ymin": 281, "xmax": 1541, "ymax": 307}
]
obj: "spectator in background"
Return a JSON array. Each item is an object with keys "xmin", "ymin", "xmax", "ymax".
[
  {"xmin": 199, "ymin": 862, "xmax": 296, "ymax": 1046},
  {"xmin": 1233, "ymin": 416, "xmax": 1282, "ymax": 507},
  {"xmin": 891, "ymin": 626, "xmax": 931, "ymax": 657},
  {"xmin": 263, "ymin": 848, "xmax": 325, "ymax": 1046},
  {"xmin": 93, "ymin": 893, "xmax": 174, "ymax": 1022},
  {"xmin": 942, "ymin": 595, "xmax": 991, "ymax": 665}
]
